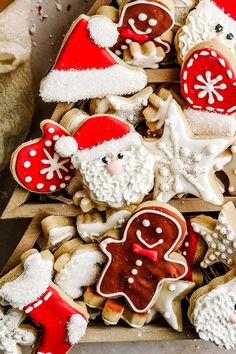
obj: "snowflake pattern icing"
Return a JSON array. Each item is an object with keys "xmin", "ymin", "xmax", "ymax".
[
  {"xmin": 194, "ymin": 71, "xmax": 227, "ymax": 104},
  {"xmin": 40, "ymin": 149, "xmax": 70, "ymax": 180}
]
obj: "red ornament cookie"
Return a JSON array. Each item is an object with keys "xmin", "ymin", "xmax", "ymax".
[
  {"xmin": 181, "ymin": 42, "xmax": 236, "ymax": 114},
  {"xmin": 10, "ymin": 120, "xmax": 75, "ymax": 193},
  {"xmin": 97, "ymin": 201, "xmax": 188, "ymax": 313}
]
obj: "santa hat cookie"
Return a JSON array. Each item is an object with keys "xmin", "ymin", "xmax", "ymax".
[
  {"xmin": 40, "ymin": 14, "xmax": 147, "ymax": 102},
  {"xmin": 55, "ymin": 114, "xmax": 155, "ymax": 208}
]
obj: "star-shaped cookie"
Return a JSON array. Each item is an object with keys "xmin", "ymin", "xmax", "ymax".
[
  {"xmin": 191, "ymin": 202, "xmax": 236, "ymax": 269},
  {"xmin": 145, "ymin": 100, "xmax": 231, "ymax": 205},
  {"xmin": 224, "ymin": 143, "xmax": 236, "ymax": 195},
  {"xmin": 147, "ymin": 280, "xmax": 195, "ymax": 331}
]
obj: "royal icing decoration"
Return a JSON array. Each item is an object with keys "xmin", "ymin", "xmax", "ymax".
[
  {"xmin": 55, "ymin": 244, "xmax": 106, "ymax": 299},
  {"xmin": 11, "ymin": 120, "xmax": 75, "ymax": 194},
  {"xmin": 181, "ymin": 45, "xmax": 236, "ymax": 114},
  {"xmin": 125, "ymin": 44, "xmax": 164, "ymax": 69},
  {"xmin": 97, "ymin": 202, "xmax": 187, "ymax": 313},
  {"xmin": 224, "ymin": 143, "xmax": 236, "ymax": 195},
  {"xmin": 191, "ymin": 202, "xmax": 236, "ymax": 268},
  {"xmin": 177, "ymin": 0, "xmax": 236, "ymax": 61},
  {"xmin": 190, "ymin": 271, "xmax": 236, "ymax": 349},
  {"xmin": 0, "ymin": 308, "xmax": 37, "ymax": 354},
  {"xmin": 145, "ymin": 100, "xmax": 231, "ymax": 205},
  {"xmin": 40, "ymin": 15, "xmax": 147, "ymax": 102},
  {"xmin": 55, "ymin": 115, "xmax": 155, "ymax": 208},
  {"xmin": 147, "ymin": 280, "xmax": 195, "ymax": 331},
  {"xmin": 0, "ymin": 252, "xmax": 88, "ymax": 354}
]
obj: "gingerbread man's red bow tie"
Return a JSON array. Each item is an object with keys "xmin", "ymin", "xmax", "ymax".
[{"xmin": 132, "ymin": 243, "xmax": 158, "ymax": 262}]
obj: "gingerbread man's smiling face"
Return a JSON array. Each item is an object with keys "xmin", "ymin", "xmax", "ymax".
[{"xmin": 118, "ymin": 0, "xmax": 174, "ymax": 39}]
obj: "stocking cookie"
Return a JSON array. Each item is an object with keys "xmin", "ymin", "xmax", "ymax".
[
  {"xmin": 0, "ymin": 250, "xmax": 88, "ymax": 354},
  {"xmin": 10, "ymin": 120, "xmax": 75, "ymax": 194},
  {"xmin": 55, "ymin": 114, "xmax": 155, "ymax": 209},
  {"xmin": 0, "ymin": 307, "xmax": 37, "ymax": 354},
  {"xmin": 145, "ymin": 100, "xmax": 231, "ymax": 205},
  {"xmin": 54, "ymin": 244, "xmax": 106, "ymax": 299},
  {"xmin": 175, "ymin": 0, "xmax": 236, "ymax": 63},
  {"xmin": 40, "ymin": 15, "xmax": 147, "ymax": 102},
  {"xmin": 191, "ymin": 202, "xmax": 236, "ymax": 269},
  {"xmin": 188, "ymin": 268, "xmax": 236, "ymax": 349},
  {"xmin": 97, "ymin": 201, "xmax": 188, "ymax": 313},
  {"xmin": 147, "ymin": 280, "xmax": 195, "ymax": 331}
]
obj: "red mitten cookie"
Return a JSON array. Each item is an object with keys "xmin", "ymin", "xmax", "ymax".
[
  {"xmin": 11, "ymin": 120, "xmax": 75, "ymax": 193},
  {"xmin": 97, "ymin": 201, "xmax": 188, "ymax": 313}
]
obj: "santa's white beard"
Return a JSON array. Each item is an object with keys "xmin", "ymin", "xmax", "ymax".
[
  {"xmin": 178, "ymin": 0, "xmax": 236, "ymax": 60},
  {"xmin": 192, "ymin": 278, "xmax": 236, "ymax": 349},
  {"xmin": 79, "ymin": 145, "xmax": 155, "ymax": 208}
]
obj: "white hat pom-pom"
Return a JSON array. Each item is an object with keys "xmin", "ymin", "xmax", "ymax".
[
  {"xmin": 55, "ymin": 136, "xmax": 78, "ymax": 157},
  {"xmin": 88, "ymin": 15, "xmax": 119, "ymax": 48}
]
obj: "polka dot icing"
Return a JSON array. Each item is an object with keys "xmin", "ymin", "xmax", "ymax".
[
  {"xmin": 156, "ymin": 227, "xmax": 162, "ymax": 234},
  {"xmin": 48, "ymin": 127, "xmax": 55, "ymax": 133},
  {"xmin": 45, "ymin": 140, "xmax": 52, "ymax": 147},
  {"xmin": 142, "ymin": 219, "xmax": 150, "ymax": 227},
  {"xmin": 135, "ymin": 260, "xmax": 142, "ymax": 266},
  {"xmin": 23, "ymin": 161, "xmax": 31, "ymax": 168},
  {"xmin": 29, "ymin": 150, "xmax": 36, "ymax": 156},
  {"xmin": 25, "ymin": 176, "xmax": 32, "ymax": 183}
]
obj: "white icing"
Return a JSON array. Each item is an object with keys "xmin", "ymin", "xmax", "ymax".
[
  {"xmin": 0, "ymin": 308, "xmax": 36, "ymax": 354},
  {"xmin": 0, "ymin": 253, "xmax": 53, "ymax": 309},
  {"xmin": 55, "ymin": 248, "xmax": 106, "ymax": 299},
  {"xmin": 175, "ymin": 0, "xmax": 195, "ymax": 6},
  {"xmin": 142, "ymin": 219, "xmax": 150, "ymax": 227},
  {"xmin": 194, "ymin": 72, "xmax": 226, "ymax": 104},
  {"xmin": 126, "ymin": 50, "xmax": 164, "ymax": 69},
  {"xmin": 144, "ymin": 94, "xmax": 172, "ymax": 130},
  {"xmin": 77, "ymin": 210, "xmax": 131, "ymax": 242},
  {"xmin": 49, "ymin": 226, "xmax": 77, "ymax": 247},
  {"xmin": 29, "ymin": 150, "xmax": 36, "ymax": 156},
  {"xmin": 147, "ymin": 100, "xmax": 229, "ymax": 205},
  {"xmin": 67, "ymin": 314, "xmax": 87, "ymax": 345},
  {"xmin": 79, "ymin": 144, "xmax": 155, "ymax": 208},
  {"xmin": 135, "ymin": 260, "xmax": 142, "ymax": 266},
  {"xmin": 191, "ymin": 207, "xmax": 236, "ymax": 268},
  {"xmin": 88, "ymin": 16, "xmax": 119, "ymax": 48},
  {"xmin": 40, "ymin": 149, "xmax": 70, "ymax": 180},
  {"xmin": 138, "ymin": 13, "xmax": 147, "ymax": 21},
  {"xmin": 191, "ymin": 277, "xmax": 236, "ymax": 349},
  {"xmin": 148, "ymin": 19, "xmax": 157, "ymax": 26},
  {"xmin": 178, "ymin": 0, "xmax": 236, "ymax": 60}
]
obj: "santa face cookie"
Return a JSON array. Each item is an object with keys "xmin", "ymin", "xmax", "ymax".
[
  {"xmin": 10, "ymin": 120, "xmax": 75, "ymax": 194},
  {"xmin": 97, "ymin": 201, "xmax": 188, "ymax": 313},
  {"xmin": 189, "ymin": 269, "xmax": 236, "ymax": 349},
  {"xmin": 176, "ymin": 0, "xmax": 236, "ymax": 63},
  {"xmin": 55, "ymin": 114, "xmax": 155, "ymax": 209},
  {"xmin": 40, "ymin": 14, "xmax": 147, "ymax": 102}
]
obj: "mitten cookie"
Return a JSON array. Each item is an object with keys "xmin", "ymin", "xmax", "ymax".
[{"xmin": 40, "ymin": 15, "xmax": 147, "ymax": 102}]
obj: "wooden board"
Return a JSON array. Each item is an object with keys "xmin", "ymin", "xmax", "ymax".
[{"xmin": 0, "ymin": 0, "xmax": 14, "ymax": 12}]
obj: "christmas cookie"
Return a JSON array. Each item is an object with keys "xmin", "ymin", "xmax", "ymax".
[
  {"xmin": 145, "ymin": 100, "xmax": 231, "ymax": 205},
  {"xmin": 224, "ymin": 142, "xmax": 236, "ymax": 195},
  {"xmin": 0, "ymin": 307, "xmax": 37, "ymax": 354},
  {"xmin": 41, "ymin": 215, "xmax": 77, "ymax": 251},
  {"xmin": 188, "ymin": 268, "xmax": 236, "ymax": 349},
  {"xmin": 0, "ymin": 250, "xmax": 88, "ymax": 354},
  {"xmin": 191, "ymin": 202, "xmax": 236, "ymax": 269},
  {"xmin": 89, "ymin": 87, "xmax": 153, "ymax": 126},
  {"xmin": 73, "ymin": 190, "xmax": 107, "ymax": 213},
  {"xmin": 175, "ymin": 0, "xmax": 236, "ymax": 63},
  {"xmin": 40, "ymin": 14, "xmax": 147, "ymax": 102},
  {"xmin": 60, "ymin": 109, "xmax": 89, "ymax": 134},
  {"xmin": 54, "ymin": 244, "xmax": 106, "ymax": 299},
  {"xmin": 147, "ymin": 280, "xmax": 195, "ymax": 331},
  {"xmin": 55, "ymin": 114, "xmax": 155, "ymax": 209},
  {"xmin": 174, "ymin": 0, "xmax": 198, "ymax": 28},
  {"xmin": 97, "ymin": 201, "xmax": 188, "ymax": 313},
  {"xmin": 10, "ymin": 120, "xmax": 75, "ymax": 194}
]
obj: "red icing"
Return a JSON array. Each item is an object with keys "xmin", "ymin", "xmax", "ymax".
[
  {"xmin": 14, "ymin": 120, "xmax": 75, "ymax": 193},
  {"xmin": 213, "ymin": 0, "xmax": 236, "ymax": 21},
  {"xmin": 24, "ymin": 285, "xmax": 87, "ymax": 354},
  {"xmin": 181, "ymin": 46, "xmax": 236, "ymax": 114},
  {"xmin": 73, "ymin": 115, "xmax": 131, "ymax": 151},
  {"xmin": 132, "ymin": 243, "xmax": 158, "ymax": 262},
  {"xmin": 54, "ymin": 16, "xmax": 117, "ymax": 71},
  {"xmin": 97, "ymin": 205, "xmax": 187, "ymax": 312},
  {"xmin": 118, "ymin": 27, "xmax": 149, "ymax": 44}
]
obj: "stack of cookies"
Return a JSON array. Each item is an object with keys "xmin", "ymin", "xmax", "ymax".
[{"xmin": 2, "ymin": 0, "xmax": 236, "ymax": 352}]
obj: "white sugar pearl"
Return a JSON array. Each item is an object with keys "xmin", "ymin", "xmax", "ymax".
[
  {"xmin": 131, "ymin": 269, "xmax": 138, "ymax": 275},
  {"xmin": 49, "ymin": 185, "xmax": 56, "ymax": 192},
  {"xmin": 128, "ymin": 277, "xmax": 134, "ymax": 284},
  {"xmin": 23, "ymin": 161, "xmax": 31, "ymax": 168},
  {"xmin": 184, "ymin": 242, "xmax": 189, "ymax": 247},
  {"xmin": 142, "ymin": 219, "xmax": 150, "ymax": 227},
  {"xmin": 183, "ymin": 251, "xmax": 187, "ymax": 256},
  {"xmin": 48, "ymin": 127, "xmax": 55, "ymax": 133},
  {"xmin": 125, "ymin": 39, "xmax": 132, "ymax": 44},
  {"xmin": 36, "ymin": 183, "xmax": 44, "ymax": 189},
  {"xmin": 138, "ymin": 13, "xmax": 147, "ymax": 21},
  {"xmin": 29, "ymin": 150, "xmax": 36, "ymax": 156},
  {"xmin": 60, "ymin": 183, "xmax": 66, "ymax": 188},
  {"xmin": 168, "ymin": 284, "xmax": 176, "ymax": 292},
  {"xmin": 25, "ymin": 176, "xmax": 32, "ymax": 183},
  {"xmin": 45, "ymin": 140, "xmax": 52, "ymax": 147},
  {"xmin": 136, "ymin": 260, "xmax": 142, "ymax": 266},
  {"xmin": 53, "ymin": 135, "xmax": 60, "ymax": 141},
  {"xmin": 148, "ymin": 19, "xmax": 157, "ymax": 26},
  {"xmin": 156, "ymin": 227, "xmax": 162, "ymax": 234}
]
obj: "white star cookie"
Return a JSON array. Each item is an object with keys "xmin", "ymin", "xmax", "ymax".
[
  {"xmin": 147, "ymin": 280, "xmax": 195, "ymax": 331},
  {"xmin": 191, "ymin": 202, "xmax": 236, "ymax": 268},
  {"xmin": 0, "ymin": 307, "xmax": 37, "ymax": 354},
  {"xmin": 145, "ymin": 100, "xmax": 231, "ymax": 205},
  {"xmin": 90, "ymin": 87, "xmax": 153, "ymax": 126}
]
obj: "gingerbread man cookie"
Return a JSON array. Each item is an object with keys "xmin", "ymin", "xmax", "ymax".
[{"xmin": 97, "ymin": 201, "xmax": 188, "ymax": 313}]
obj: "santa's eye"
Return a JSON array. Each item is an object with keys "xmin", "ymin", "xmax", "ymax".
[
  {"xmin": 118, "ymin": 153, "xmax": 123, "ymax": 159},
  {"xmin": 148, "ymin": 19, "xmax": 157, "ymax": 26},
  {"xmin": 227, "ymin": 33, "xmax": 234, "ymax": 40},
  {"xmin": 234, "ymin": 304, "xmax": 236, "ymax": 310},
  {"xmin": 215, "ymin": 24, "xmax": 223, "ymax": 33},
  {"xmin": 102, "ymin": 157, "xmax": 108, "ymax": 164},
  {"xmin": 138, "ymin": 13, "xmax": 147, "ymax": 21}
]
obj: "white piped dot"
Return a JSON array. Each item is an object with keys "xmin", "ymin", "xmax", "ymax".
[
  {"xmin": 135, "ymin": 260, "xmax": 142, "ymax": 266},
  {"xmin": 183, "ymin": 251, "xmax": 187, "ymax": 256},
  {"xmin": 25, "ymin": 176, "xmax": 32, "ymax": 183},
  {"xmin": 60, "ymin": 183, "xmax": 66, "ymax": 188},
  {"xmin": 53, "ymin": 135, "xmax": 60, "ymax": 141},
  {"xmin": 148, "ymin": 18, "xmax": 157, "ymax": 26},
  {"xmin": 49, "ymin": 185, "xmax": 56, "ymax": 192},
  {"xmin": 168, "ymin": 284, "xmax": 176, "ymax": 292},
  {"xmin": 164, "ymin": 311, "xmax": 171, "ymax": 319},
  {"xmin": 121, "ymin": 45, "xmax": 128, "ymax": 50},
  {"xmin": 115, "ymin": 50, "xmax": 122, "ymax": 55},
  {"xmin": 138, "ymin": 13, "xmax": 147, "ymax": 21},
  {"xmin": 36, "ymin": 183, "xmax": 44, "ymax": 189},
  {"xmin": 23, "ymin": 161, "xmax": 31, "ymax": 168},
  {"xmin": 29, "ymin": 150, "xmax": 36, "ymax": 156},
  {"xmin": 184, "ymin": 242, "xmax": 189, "ymax": 247},
  {"xmin": 45, "ymin": 140, "xmax": 52, "ymax": 147},
  {"xmin": 142, "ymin": 219, "xmax": 150, "ymax": 227},
  {"xmin": 125, "ymin": 39, "xmax": 132, "ymax": 44},
  {"xmin": 128, "ymin": 277, "xmax": 134, "ymax": 284},
  {"xmin": 48, "ymin": 127, "xmax": 55, "ymax": 133},
  {"xmin": 65, "ymin": 176, "xmax": 71, "ymax": 181},
  {"xmin": 131, "ymin": 269, "xmax": 138, "ymax": 275},
  {"xmin": 136, "ymin": 230, "xmax": 142, "ymax": 237},
  {"xmin": 156, "ymin": 227, "xmax": 162, "ymax": 234}
]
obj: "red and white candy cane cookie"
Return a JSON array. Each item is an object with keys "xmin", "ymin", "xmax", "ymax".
[
  {"xmin": 180, "ymin": 42, "xmax": 236, "ymax": 114},
  {"xmin": 10, "ymin": 120, "xmax": 75, "ymax": 193}
]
